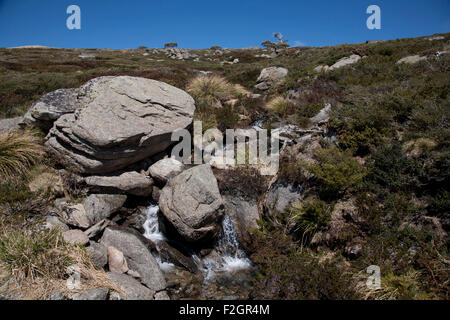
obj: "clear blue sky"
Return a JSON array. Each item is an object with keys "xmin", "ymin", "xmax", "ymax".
[{"xmin": 0, "ymin": 0, "xmax": 448, "ymax": 49}]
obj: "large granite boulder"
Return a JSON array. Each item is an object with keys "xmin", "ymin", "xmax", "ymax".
[
  {"xmin": 100, "ymin": 227, "xmax": 166, "ymax": 292},
  {"xmin": 159, "ymin": 164, "xmax": 224, "ymax": 243},
  {"xmin": 45, "ymin": 76, "xmax": 195, "ymax": 174}
]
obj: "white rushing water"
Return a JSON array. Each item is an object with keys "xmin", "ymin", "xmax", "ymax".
[{"xmin": 142, "ymin": 204, "xmax": 251, "ymax": 281}]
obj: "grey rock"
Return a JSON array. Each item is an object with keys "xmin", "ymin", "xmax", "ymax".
[
  {"xmin": 0, "ymin": 117, "xmax": 22, "ymax": 134},
  {"xmin": 84, "ymin": 219, "xmax": 111, "ymax": 239},
  {"xmin": 159, "ymin": 164, "xmax": 224, "ymax": 243},
  {"xmin": 148, "ymin": 158, "xmax": 184, "ymax": 184},
  {"xmin": 50, "ymin": 292, "xmax": 67, "ymax": 300},
  {"xmin": 84, "ymin": 171, "xmax": 153, "ymax": 197},
  {"xmin": 63, "ymin": 203, "xmax": 91, "ymax": 229},
  {"xmin": 42, "ymin": 215, "xmax": 69, "ymax": 232},
  {"xmin": 264, "ymin": 181, "xmax": 303, "ymax": 216},
  {"xmin": 22, "ymin": 88, "xmax": 79, "ymax": 130},
  {"xmin": 62, "ymin": 229, "xmax": 89, "ymax": 246},
  {"xmin": 157, "ymin": 241, "xmax": 198, "ymax": 273},
  {"xmin": 73, "ymin": 287, "xmax": 109, "ymax": 300},
  {"xmin": 254, "ymin": 67, "xmax": 288, "ymax": 90},
  {"xmin": 329, "ymin": 54, "xmax": 361, "ymax": 70},
  {"xmin": 100, "ymin": 227, "xmax": 166, "ymax": 291},
  {"xmin": 310, "ymin": 103, "xmax": 331, "ymax": 125},
  {"xmin": 83, "ymin": 194, "xmax": 127, "ymax": 226},
  {"xmin": 107, "ymin": 272, "xmax": 155, "ymax": 300},
  {"xmin": 45, "ymin": 76, "xmax": 195, "ymax": 174},
  {"xmin": 87, "ymin": 241, "xmax": 108, "ymax": 269},
  {"xmin": 397, "ymin": 55, "xmax": 427, "ymax": 64},
  {"xmin": 154, "ymin": 291, "xmax": 170, "ymax": 300}
]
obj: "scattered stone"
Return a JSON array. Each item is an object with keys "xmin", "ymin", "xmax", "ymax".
[
  {"xmin": 42, "ymin": 215, "xmax": 69, "ymax": 232},
  {"xmin": 329, "ymin": 54, "xmax": 361, "ymax": 70},
  {"xmin": 254, "ymin": 67, "xmax": 288, "ymax": 90},
  {"xmin": 159, "ymin": 164, "xmax": 224, "ymax": 243},
  {"xmin": 73, "ymin": 287, "xmax": 109, "ymax": 300},
  {"xmin": 84, "ymin": 171, "xmax": 153, "ymax": 197},
  {"xmin": 108, "ymin": 246, "xmax": 129, "ymax": 274},
  {"xmin": 78, "ymin": 53, "xmax": 97, "ymax": 59},
  {"xmin": 45, "ymin": 76, "xmax": 195, "ymax": 174},
  {"xmin": 63, "ymin": 203, "xmax": 91, "ymax": 229},
  {"xmin": 62, "ymin": 229, "xmax": 89, "ymax": 246},
  {"xmin": 148, "ymin": 158, "xmax": 184, "ymax": 184},
  {"xmin": 310, "ymin": 103, "xmax": 331, "ymax": 125},
  {"xmin": 397, "ymin": 55, "xmax": 427, "ymax": 64}
]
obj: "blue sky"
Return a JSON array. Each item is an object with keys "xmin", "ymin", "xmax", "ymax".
[{"xmin": 0, "ymin": 0, "xmax": 448, "ymax": 49}]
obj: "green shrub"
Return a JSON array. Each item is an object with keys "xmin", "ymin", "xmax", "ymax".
[
  {"xmin": 308, "ymin": 146, "xmax": 366, "ymax": 198},
  {"xmin": 289, "ymin": 199, "xmax": 333, "ymax": 235}
]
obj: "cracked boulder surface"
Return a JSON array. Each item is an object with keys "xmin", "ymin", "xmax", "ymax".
[
  {"xmin": 159, "ymin": 164, "xmax": 224, "ymax": 243},
  {"xmin": 45, "ymin": 76, "xmax": 195, "ymax": 174}
]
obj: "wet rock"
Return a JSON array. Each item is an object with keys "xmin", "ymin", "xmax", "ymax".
[
  {"xmin": 157, "ymin": 241, "xmax": 198, "ymax": 273},
  {"xmin": 84, "ymin": 171, "xmax": 153, "ymax": 197},
  {"xmin": 100, "ymin": 227, "xmax": 166, "ymax": 291},
  {"xmin": 223, "ymin": 195, "xmax": 260, "ymax": 253},
  {"xmin": 159, "ymin": 164, "xmax": 224, "ymax": 243},
  {"xmin": 107, "ymin": 272, "xmax": 155, "ymax": 300}
]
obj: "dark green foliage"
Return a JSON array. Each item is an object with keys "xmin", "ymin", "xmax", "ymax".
[
  {"xmin": 308, "ymin": 146, "xmax": 366, "ymax": 199},
  {"xmin": 250, "ymin": 228, "xmax": 359, "ymax": 299}
]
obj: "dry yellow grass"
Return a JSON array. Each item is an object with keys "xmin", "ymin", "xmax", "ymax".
[
  {"xmin": 186, "ymin": 75, "xmax": 251, "ymax": 104},
  {"xmin": 0, "ymin": 129, "xmax": 45, "ymax": 179},
  {"xmin": 264, "ymin": 95, "xmax": 289, "ymax": 115}
]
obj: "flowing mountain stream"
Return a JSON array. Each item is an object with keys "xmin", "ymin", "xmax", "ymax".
[{"xmin": 142, "ymin": 204, "xmax": 254, "ymax": 299}]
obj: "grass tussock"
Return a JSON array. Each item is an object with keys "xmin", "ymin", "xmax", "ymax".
[
  {"xmin": 0, "ymin": 129, "xmax": 45, "ymax": 180},
  {"xmin": 264, "ymin": 95, "xmax": 289, "ymax": 115},
  {"xmin": 0, "ymin": 224, "xmax": 120, "ymax": 299},
  {"xmin": 187, "ymin": 75, "xmax": 251, "ymax": 105}
]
